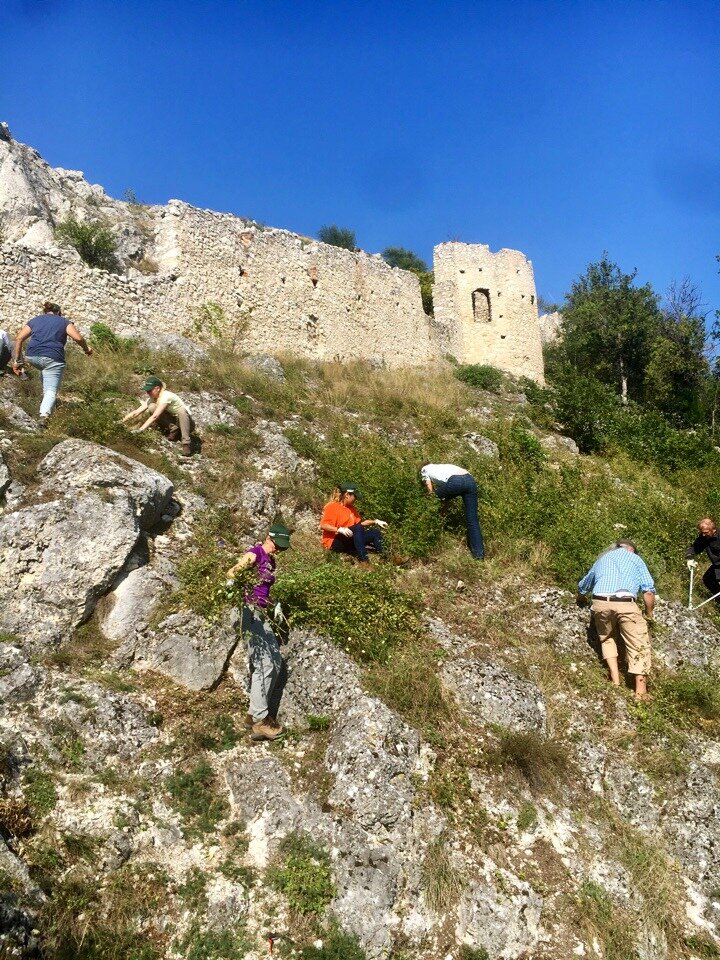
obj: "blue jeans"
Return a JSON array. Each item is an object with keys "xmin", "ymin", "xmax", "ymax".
[
  {"xmin": 436, "ymin": 473, "xmax": 485, "ymax": 559},
  {"xmin": 27, "ymin": 355, "xmax": 65, "ymax": 416},
  {"xmin": 331, "ymin": 522, "xmax": 384, "ymax": 562}
]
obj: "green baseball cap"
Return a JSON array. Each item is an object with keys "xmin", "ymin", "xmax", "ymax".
[
  {"xmin": 339, "ymin": 483, "xmax": 359, "ymax": 496},
  {"xmin": 269, "ymin": 524, "xmax": 292, "ymax": 550},
  {"xmin": 142, "ymin": 376, "xmax": 163, "ymax": 392}
]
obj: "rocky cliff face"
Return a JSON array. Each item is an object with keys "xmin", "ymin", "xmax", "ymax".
[{"xmin": 1, "ymin": 346, "xmax": 719, "ymax": 960}]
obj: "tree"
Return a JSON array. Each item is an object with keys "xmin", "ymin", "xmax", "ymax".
[
  {"xmin": 317, "ymin": 225, "xmax": 356, "ymax": 250},
  {"xmin": 381, "ymin": 246, "xmax": 434, "ymax": 316},
  {"xmin": 643, "ymin": 279, "xmax": 708, "ymax": 424},
  {"xmin": 381, "ymin": 247, "xmax": 429, "ymax": 273},
  {"xmin": 559, "ymin": 254, "xmax": 660, "ymax": 404}
]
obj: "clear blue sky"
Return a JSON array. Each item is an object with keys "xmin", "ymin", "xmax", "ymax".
[{"xmin": 2, "ymin": 0, "xmax": 719, "ymax": 313}]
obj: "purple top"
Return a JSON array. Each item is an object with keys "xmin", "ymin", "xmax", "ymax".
[{"xmin": 244, "ymin": 543, "xmax": 276, "ymax": 609}]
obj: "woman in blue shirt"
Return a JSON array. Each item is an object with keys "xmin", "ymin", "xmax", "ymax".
[{"xmin": 13, "ymin": 302, "xmax": 93, "ymax": 424}]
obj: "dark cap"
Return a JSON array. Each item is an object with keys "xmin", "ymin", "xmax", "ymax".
[
  {"xmin": 339, "ymin": 483, "xmax": 359, "ymax": 496},
  {"xmin": 142, "ymin": 376, "xmax": 163, "ymax": 392},
  {"xmin": 269, "ymin": 523, "xmax": 291, "ymax": 550}
]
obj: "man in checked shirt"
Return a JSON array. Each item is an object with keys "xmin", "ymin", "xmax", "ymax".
[{"xmin": 577, "ymin": 540, "xmax": 655, "ymax": 700}]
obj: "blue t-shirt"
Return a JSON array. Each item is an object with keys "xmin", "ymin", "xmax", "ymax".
[{"xmin": 26, "ymin": 314, "xmax": 69, "ymax": 363}]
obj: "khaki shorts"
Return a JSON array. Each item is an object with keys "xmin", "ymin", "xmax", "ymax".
[{"xmin": 591, "ymin": 599, "xmax": 652, "ymax": 675}]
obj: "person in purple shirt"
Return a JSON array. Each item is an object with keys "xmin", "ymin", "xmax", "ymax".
[
  {"xmin": 12, "ymin": 301, "xmax": 93, "ymax": 424},
  {"xmin": 226, "ymin": 524, "xmax": 291, "ymax": 742}
]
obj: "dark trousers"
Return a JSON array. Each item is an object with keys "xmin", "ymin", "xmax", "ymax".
[
  {"xmin": 703, "ymin": 566, "xmax": 720, "ymax": 601},
  {"xmin": 436, "ymin": 473, "xmax": 485, "ymax": 559},
  {"xmin": 0, "ymin": 344, "xmax": 10, "ymax": 371},
  {"xmin": 331, "ymin": 522, "xmax": 383, "ymax": 562}
]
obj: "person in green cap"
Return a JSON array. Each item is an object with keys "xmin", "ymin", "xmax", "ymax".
[
  {"xmin": 226, "ymin": 524, "xmax": 292, "ymax": 742},
  {"xmin": 122, "ymin": 377, "xmax": 196, "ymax": 456}
]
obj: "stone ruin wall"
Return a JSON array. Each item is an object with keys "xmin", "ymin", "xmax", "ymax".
[
  {"xmin": 0, "ymin": 207, "xmax": 439, "ymax": 368},
  {"xmin": 432, "ymin": 242, "xmax": 545, "ymax": 383}
]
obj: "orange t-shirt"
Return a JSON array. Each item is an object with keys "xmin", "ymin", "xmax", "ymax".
[{"xmin": 320, "ymin": 501, "xmax": 362, "ymax": 549}]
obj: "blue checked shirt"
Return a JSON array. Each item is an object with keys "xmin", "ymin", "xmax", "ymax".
[{"xmin": 578, "ymin": 548, "xmax": 655, "ymax": 597}]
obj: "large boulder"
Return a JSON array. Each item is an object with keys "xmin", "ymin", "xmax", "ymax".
[
  {"xmin": 178, "ymin": 392, "xmax": 242, "ymax": 431},
  {"xmin": 96, "ymin": 564, "xmax": 171, "ymax": 643},
  {"xmin": 442, "ymin": 658, "xmax": 547, "ymax": 732},
  {"xmin": 38, "ymin": 439, "xmax": 173, "ymax": 529},
  {"xmin": 128, "ymin": 609, "xmax": 240, "ymax": 691},
  {"xmin": 456, "ymin": 870, "xmax": 543, "ymax": 959},
  {"xmin": 0, "ymin": 492, "xmax": 139, "ymax": 647}
]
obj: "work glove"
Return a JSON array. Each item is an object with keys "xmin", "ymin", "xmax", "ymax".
[
  {"xmin": 274, "ymin": 602, "xmax": 286, "ymax": 624},
  {"xmin": 337, "ymin": 527, "xmax": 353, "ymax": 537},
  {"xmin": 687, "ymin": 558, "xmax": 698, "ymax": 570},
  {"xmin": 374, "ymin": 519, "xmax": 388, "ymax": 529}
]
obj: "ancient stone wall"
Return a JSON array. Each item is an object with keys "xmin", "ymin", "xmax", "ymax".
[{"xmin": 432, "ymin": 242, "xmax": 545, "ymax": 383}]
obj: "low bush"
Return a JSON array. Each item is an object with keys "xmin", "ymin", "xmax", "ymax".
[
  {"xmin": 300, "ymin": 922, "xmax": 366, "ymax": 959},
  {"xmin": 23, "ymin": 769, "xmax": 58, "ymax": 816},
  {"xmin": 454, "ymin": 364, "xmax": 505, "ymax": 392},
  {"xmin": 459, "ymin": 947, "xmax": 490, "ymax": 960},
  {"xmin": 575, "ymin": 880, "xmax": 636, "ymax": 960},
  {"xmin": 634, "ymin": 668, "xmax": 720, "ymax": 737},
  {"xmin": 166, "ymin": 760, "xmax": 229, "ymax": 835},
  {"xmin": 267, "ymin": 833, "xmax": 335, "ymax": 916},
  {"xmin": 422, "ymin": 836, "xmax": 463, "ymax": 913},
  {"xmin": 175, "ymin": 926, "xmax": 251, "ymax": 960},
  {"xmin": 88, "ymin": 322, "xmax": 134, "ymax": 353},
  {"xmin": 54, "ymin": 217, "xmax": 120, "ymax": 272},
  {"xmin": 317, "ymin": 225, "xmax": 355, "ymax": 250},
  {"xmin": 488, "ymin": 729, "xmax": 569, "ymax": 792},
  {"xmin": 273, "ymin": 556, "xmax": 420, "ymax": 663}
]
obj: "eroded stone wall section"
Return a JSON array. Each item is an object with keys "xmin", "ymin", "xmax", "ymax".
[{"xmin": 433, "ymin": 242, "xmax": 545, "ymax": 383}]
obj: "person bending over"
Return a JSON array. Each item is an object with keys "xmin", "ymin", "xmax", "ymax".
[
  {"xmin": 123, "ymin": 376, "xmax": 195, "ymax": 456},
  {"xmin": 420, "ymin": 462, "xmax": 485, "ymax": 560},
  {"xmin": 320, "ymin": 483, "xmax": 387, "ymax": 570},
  {"xmin": 577, "ymin": 540, "xmax": 655, "ymax": 700},
  {"xmin": 686, "ymin": 518, "xmax": 720, "ymax": 606},
  {"xmin": 226, "ymin": 524, "xmax": 292, "ymax": 742},
  {"xmin": 12, "ymin": 302, "xmax": 92, "ymax": 424}
]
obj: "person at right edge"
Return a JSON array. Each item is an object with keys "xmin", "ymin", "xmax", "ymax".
[
  {"xmin": 685, "ymin": 518, "xmax": 720, "ymax": 606},
  {"xmin": 420, "ymin": 462, "xmax": 485, "ymax": 559},
  {"xmin": 577, "ymin": 540, "xmax": 655, "ymax": 700},
  {"xmin": 226, "ymin": 524, "xmax": 292, "ymax": 742}
]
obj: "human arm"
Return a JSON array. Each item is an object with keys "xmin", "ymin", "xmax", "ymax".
[
  {"xmin": 320, "ymin": 520, "xmax": 353, "ymax": 537},
  {"xmin": 642, "ymin": 591, "xmax": 655, "ymax": 619},
  {"xmin": 577, "ymin": 565, "xmax": 596, "ymax": 597},
  {"xmin": 227, "ymin": 551, "xmax": 258, "ymax": 580},
  {"xmin": 66, "ymin": 323, "xmax": 93, "ymax": 356},
  {"xmin": 685, "ymin": 537, "xmax": 704, "ymax": 560},
  {"xmin": 122, "ymin": 400, "xmax": 149, "ymax": 424},
  {"xmin": 136, "ymin": 397, "xmax": 168, "ymax": 432},
  {"xmin": 11, "ymin": 325, "xmax": 31, "ymax": 369}
]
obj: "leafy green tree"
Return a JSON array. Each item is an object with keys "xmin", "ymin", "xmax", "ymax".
[
  {"xmin": 381, "ymin": 246, "xmax": 429, "ymax": 273},
  {"xmin": 317, "ymin": 224, "xmax": 356, "ymax": 250},
  {"xmin": 559, "ymin": 254, "xmax": 660, "ymax": 404},
  {"xmin": 643, "ymin": 279, "xmax": 708, "ymax": 425},
  {"xmin": 382, "ymin": 246, "xmax": 434, "ymax": 315},
  {"xmin": 55, "ymin": 217, "xmax": 120, "ymax": 272}
]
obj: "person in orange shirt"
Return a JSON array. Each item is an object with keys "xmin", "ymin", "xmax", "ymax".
[{"xmin": 320, "ymin": 483, "xmax": 387, "ymax": 569}]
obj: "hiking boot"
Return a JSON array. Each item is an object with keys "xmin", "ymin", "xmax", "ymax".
[
  {"xmin": 357, "ymin": 560, "xmax": 372, "ymax": 571},
  {"xmin": 391, "ymin": 554, "xmax": 411, "ymax": 567},
  {"xmin": 251, "ymin": 718, "xmax": 284, "ymax": 741},
  {"xmin": 181, "ymin": 443, "xmax": 193, "ymax": 457}
]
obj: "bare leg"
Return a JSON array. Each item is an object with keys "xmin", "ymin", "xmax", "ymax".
[
  {"xmin": 634, "ymin": 675, "xmax": 648, "ymax": 700},
  {"xmin": 606, "ymin": 656, "xmax": 621, "ymax": 685}
]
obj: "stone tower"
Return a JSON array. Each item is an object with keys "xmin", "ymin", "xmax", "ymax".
[{"xmin": 432, "ymin": 242, "xmax": 545, "ymax": 383}]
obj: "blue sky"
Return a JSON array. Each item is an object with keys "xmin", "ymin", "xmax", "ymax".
[{"xmin": 1, "ymin": 0, "xmax": 719, "ymax": 313}]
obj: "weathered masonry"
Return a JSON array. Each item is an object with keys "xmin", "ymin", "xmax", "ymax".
[
  {"xmin": 0, "ymin": 124, "xmax": 546, "ymax": 380},
  {"xmin": 432, "ymin": 243, "xmax": 545, "ymax": 383}
]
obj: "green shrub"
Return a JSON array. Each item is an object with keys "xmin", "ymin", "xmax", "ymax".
[
  {"xmin": 89, "ymin": 322, "xmax": 133, "ymax": 352},
  {"xmin": 175, "ymin": 926, "xmax": 251, "ymax": 960},
  {"xmin": 516, "ymin": 803, "xmax": 538, "ymax": 832},
  {"xmin": 273, "ymin": 557, "xmax": 420, "ymax": 663},
  {"xmin": 268, "ymin": 833, "xmax": 335, "ymax": 916},
  {"xmin": 54, "ymin": 217, "xmax": 120, "ymax": 272},
  {"xmin": 307, "ymin": 714, "xmax": 331, "ymax": 731},
  {"xmin": 196, "ymin": 714, "xmax": 241, "ymax": 751},
  {"xmin": 489, "ymin": 730, "xmax": 569, "ymax": 792},
  {"xmin": 23, "ymin": 769, "xmax": 58, "ymax": 816},
  {"xmin": 51, "ymin": 399, "xmax": 141, "ymax": 447},
  {"xmin": 317, "ymin": 225, "xmax": 355, "ymax": 250},
  {"xmin": 633, "ymin": 669, "xmax": 720, "ymax": 737},
  {"xmin": 575, "ymin": 880, "xmax": 636, "ymax": 960},
  {"xmin": 301, "ymin": 923, "xmax": 366, "ymax": 959},
  {"xmin": 186, "ymin": 301, "xmax": 249, "ymax": 354},
  {"xmin": 459, "ymin": 946, "xmax": 490, "ymax": 960},
  {"xmin": 454, "ymin": 364, "xmax": 505, "ymax": 392},
  {"xmin": 686, "ymin": 933, "xmax": 720, "ymax": 958},
  {"xmin": 166, "ymin": 760, "xmax": 229, "ymax": 835}
]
